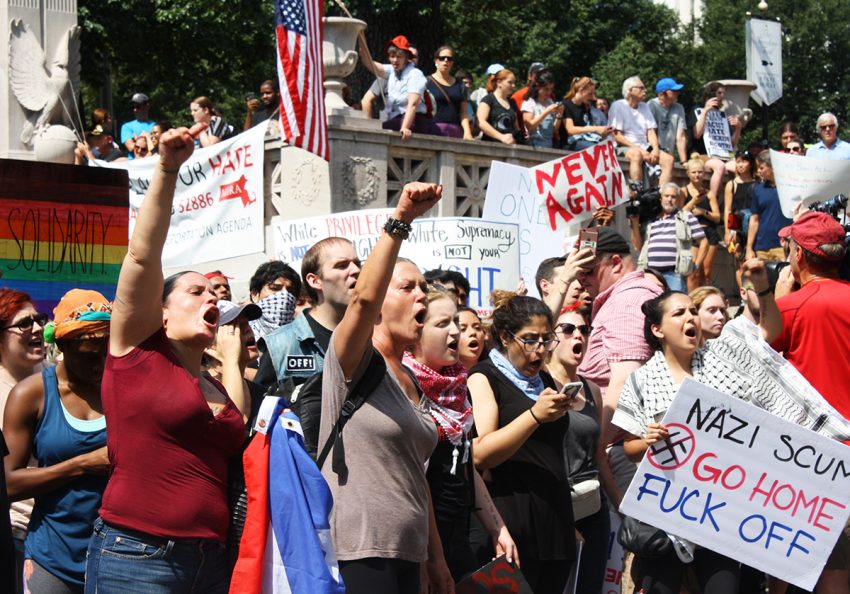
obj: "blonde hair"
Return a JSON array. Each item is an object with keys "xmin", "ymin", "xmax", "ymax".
[
  {"xmin": 564, "ymin": 76, "xmax": 594, "ymax": 102},
  {"xmin": 689, "ymin": 286, "xmax": 729, "ymax": 321},
  {"xmin": 685, "ymin": 152, "xmax": 705, "ymax": 173}
]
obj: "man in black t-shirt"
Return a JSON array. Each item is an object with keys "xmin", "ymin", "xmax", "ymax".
[{"xmin": 244, "ymin": 79, "xmax": 281, "ymax": 131}]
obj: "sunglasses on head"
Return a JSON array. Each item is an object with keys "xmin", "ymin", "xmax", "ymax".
[
  {"xmin": 558, "ymin": 322, "xmax": 591, "ymax": 336},
  {"xmin": 2, "ymin": 313, "xmax": 48, "ymax": 331}
]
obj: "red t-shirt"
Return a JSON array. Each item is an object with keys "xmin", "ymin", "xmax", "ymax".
[
  {"xmin": 771, "ymin": 278, "xmax": 850, "ymax": 420},
  {"xmin": 99, "ymin": 328, "xmax": 245, "ymax": 541}
]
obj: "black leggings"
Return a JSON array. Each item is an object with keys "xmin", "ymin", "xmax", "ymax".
[
  {"xmin": 637, "ymin": 548, "xmax": 739, "ymax": 594},
  {"xmin": 338, "ymin": 557, "xmax": 419, "ymax": 594}
]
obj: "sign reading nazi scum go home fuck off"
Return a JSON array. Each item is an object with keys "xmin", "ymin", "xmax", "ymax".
[{"xmin": 620, "ymin": 379, "xmax": 850, "ymax": 591}]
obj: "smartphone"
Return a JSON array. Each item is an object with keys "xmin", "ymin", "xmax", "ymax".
[
  {"xmin": 578, "ymin": 228, "xmax": 598, "ymax": 255},
  {"xmin": 559, "ymin": 381, "xmax": 583, "ymax": 399},
  {"xmin": 245, "ymin": 92, "xmax": 258, "ymax": 101}
]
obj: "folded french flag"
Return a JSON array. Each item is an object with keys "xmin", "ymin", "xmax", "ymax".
[{"xmin": 230, "ymin": 400, "xmax": 344, "ymax": 594}]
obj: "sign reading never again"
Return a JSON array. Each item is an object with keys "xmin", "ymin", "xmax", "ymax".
[
  {"xmin": 0, "ymin": 159, "xmax": 129, "ymax": 314},
  {"xmin": 272, "ymin": 210, "xmax": 519, "ymax": 315},
  {"xmin": 620, "ymin": 379, "xmax": 850, "ymax": 591}
]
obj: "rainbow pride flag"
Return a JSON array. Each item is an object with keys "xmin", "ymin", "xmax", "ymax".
[{"xmin": 0, "ymin": 159, "xmax": 129, "ymax": 315}]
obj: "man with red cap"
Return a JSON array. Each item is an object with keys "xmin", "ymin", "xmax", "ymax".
[
  {"xmin": 771, "ymin": 210, "xmax": 850, "ymax": 594},
  {"xmin": 357, "ymin": 33, "xmax": 439, "ymax": 140}
]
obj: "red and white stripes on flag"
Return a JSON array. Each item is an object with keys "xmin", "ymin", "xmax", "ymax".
[{"xmin": 275, "ymin": 0, "xmax": 328, "ymax": 161}]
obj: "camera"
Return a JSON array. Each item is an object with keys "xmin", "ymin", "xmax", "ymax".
[
  {"xmin": 808, "ymin": 194, "xmax": 848, "ymax": 218},
  {"xmin": 625, "ymin": 182, "xmax": 661, "ymax": 224}
]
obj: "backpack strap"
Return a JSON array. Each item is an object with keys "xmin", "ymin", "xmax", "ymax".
[{"xmin": 316, "ymin": 350, "xmax": 387, "ymax": 481}]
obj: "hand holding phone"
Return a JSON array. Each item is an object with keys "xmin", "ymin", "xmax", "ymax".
[
  {"xmin": 578, "ymin": 228, "xmax": 598, "ymax": 256},
  {"xmin": 559, "ymin": 381, "xmax": 583, "ymax": 399}
]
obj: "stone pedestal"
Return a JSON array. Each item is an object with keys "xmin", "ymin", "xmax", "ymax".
[{"xmin": 0, "ymin": 0, "xmax": 79, "ymax": 160}]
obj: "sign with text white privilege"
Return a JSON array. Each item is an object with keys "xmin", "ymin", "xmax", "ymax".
[
  {"xmin": 697, "ymin": 108, "xmax": 734, "ymax": 159},
  {"xmin": 102, "ymin": 125, "xmax": 266, "ymax": 267},
  {"xmin": 620, "ymin": 379, "xmax": 850, "ymax": 591},
  {"xmin": 771, "ymin": 149, "xmax": 850, "ymax": 218},
  {"xmin": 272, "ymin": 210, "xmax": 519, "ymax": 315},
  {"xmin": 746, "ymin": 19, "xmax": 783, "ymax": 106}
]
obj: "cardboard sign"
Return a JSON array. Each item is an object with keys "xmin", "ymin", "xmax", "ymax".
[
  {"xmin": 771, "ymin": 148, "xmax": 850, "ymax": 217},
  {"xmin": 482, "ymin": 161, "xmax": 564, "ymax": 298},
  {"xmin": 101, "ymin": 125, "xmax": 266, "ymax": 267},
  {"xmin": 530, "ymin": 140, "xmax": 629, "ymax": 230},
  {"xmin": 697, "ymin": 108, "xmax": 734, "ymax": 159},
  {"xmin": 620, "ymin": 379, "xmax": 850, "ymax": 591},
  {"xmin": 0, "ymin": 159, "xmax": 129, "ymax": 314},
  {"xmin": 271, "ymin": 210, "xmax": 519, "ymax": 316}
]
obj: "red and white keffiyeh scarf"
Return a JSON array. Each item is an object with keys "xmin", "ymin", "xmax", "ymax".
[{"xmin": 403, "ymin": 354, "xmax": 473, "ymax": 446}]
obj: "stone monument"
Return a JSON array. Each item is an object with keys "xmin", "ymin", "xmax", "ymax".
[{"xmin": 0, "ymin": 0, "xmax": 81, "ymax": 162}]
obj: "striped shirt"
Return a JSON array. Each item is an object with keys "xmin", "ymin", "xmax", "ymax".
[{"xmin": 646, "ymin": 211, "xmax": 704, "ymax": 270}]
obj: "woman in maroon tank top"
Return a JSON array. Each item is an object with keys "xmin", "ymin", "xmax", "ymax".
[{"xmin": 85, "ymin": 123, "xmax": 248, "ymax": 594}]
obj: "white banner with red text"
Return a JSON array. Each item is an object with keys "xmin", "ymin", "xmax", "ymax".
[
  {"xmin": 620, "ymin": 378, "xmax": 850, "ymax": 591},
  {"xmin": 99, "ymin": 125, "xmax": 266, "ymax": 267}
]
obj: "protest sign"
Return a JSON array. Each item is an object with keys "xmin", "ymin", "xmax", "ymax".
[
  {"xmin": 697, "ymin": 108, "xmax": 734, "ymax": 159},
  {"xmin": 0, "ymin": 159, "xmax": 129, "ymax": 314},
  {"xmin": 101, "ymin": 125, "xmax": 266, "ymax": 268},
  {"xmin": 620, "ymin": 379, "xmax": 850, "ymax": 591},
  {"xmin": 482, "ymin": 161, "xmax": 564, "ymax": 298},
  {"xmin": 604, "ymin": 510, "xmax": 624, "ymax": 594},
  {"xmin": 272, "ymin": 210, "xmax": 519, "ymax": 315},
  {"xmin": 771, "ymin": 149, "xmax": 850, "ymax": 217},
  {"xmin": 530, "ymin": 139, "xmax": 629, "ymax": 229}
]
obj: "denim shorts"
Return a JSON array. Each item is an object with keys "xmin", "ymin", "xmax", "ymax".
[{"xmin": 84, "ymin": 517, "xmax": 228, "ymax": 594}]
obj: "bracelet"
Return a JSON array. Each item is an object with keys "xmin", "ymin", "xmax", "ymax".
[
  {"xmin": 757, "ymin": 287, "xmax": 772, "ymax": 297},
  {"xmin": 159, "ymin": 165, "xmax": 180, "ymax": 174},
  {"xmin": 528, "ymin": 408, "xmax": 542, "ymax": 425},
  {"xmin": 383, "ymin": 217, "xmax": 413, "ymax": 240}
]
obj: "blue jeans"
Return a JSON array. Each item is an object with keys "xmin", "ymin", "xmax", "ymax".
[
  {"xmin": 84, "ymin": 517, "xmax": 228, "ymax": 594},
  {"xmin": 662, "ymin": 271, "xmax": 687, "ymax": 292}
]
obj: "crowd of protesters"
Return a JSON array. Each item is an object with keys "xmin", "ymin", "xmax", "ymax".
[{"xmin": 5, "ymin": 30, "xmax": 850, "ymax": 594}]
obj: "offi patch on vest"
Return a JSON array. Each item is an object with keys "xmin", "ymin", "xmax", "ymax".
[{"xmin": 285, "ymin": 355, "xmax": 316, "ymax": 372}]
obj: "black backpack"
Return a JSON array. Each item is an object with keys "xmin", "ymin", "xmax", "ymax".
[{"xmin": 276, "ymin": 350, "xmax": 386, "ymax": 481}]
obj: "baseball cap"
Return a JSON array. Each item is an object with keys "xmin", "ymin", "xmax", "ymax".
[
  {"xmin": 655, "ymin": 78, "xmax": 684, "ymax": 94},
  {"xmin": 385, "ymin": 35, "xmax": 413, "ymax": 55},
  {"xmin": 486, "ymin": 63, "xmax": 505, "ymax": 76},
  {"xmin": 528, "ymin": 62, "xmax": 546, "ymax": 76},
  {"xmin": 594, "ymin": 228, "xmax": 632, "ymax": 255},
  {"xmin": 86, "ymin": 125, "xmax": 106, "ymax": 137},
  {"xmin": 778, "ymin": 211, "xmax": 847, "ymax": 261},
  {"xmin": 204, "ymin": 271, "xmax": 233, "ymax": 280},
  {"xmin": 217, "ymin": 300, "xmax": 262, "ymax": 325},
  {"xmin": 131, "ymin": 93, "xmax": 149, "ymax": 104}
]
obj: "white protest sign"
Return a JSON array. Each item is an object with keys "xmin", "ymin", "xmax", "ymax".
[
  {"xmin": 620, "ymin": 379, "xmax": 850, "ymax": 591},
  {"xmin": 697, "ymin": 108, "xmax": 734, "ymax": 159},
  {"xmin": 746, "ymin": 19, "xmax": 783, "ymax": 106},
  {"xmin": 604, "ymin": 510, "xmax": 624, "ymax": 594},
  {"xmin": 101, "ymin": 125, "xmax": 266, "ymax": 267},
  {"xmin": 271, "ymin": 210, "xmax": 519, "ymax": 316},
  {"xmin": 771, "ymin": 149, "xmax": 850, "ymax": 217},
  {"xmin": 482, "ymin": 161, "xmax": 564, "ymax": 298},
  {"xmin": 530, "ymin": 139, "xmax": 629, "ymax": 229}
]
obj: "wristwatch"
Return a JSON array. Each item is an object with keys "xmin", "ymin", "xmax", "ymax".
[{"xmin": 383, "ymin": 217, "xmax": 413, "ymax": 240}]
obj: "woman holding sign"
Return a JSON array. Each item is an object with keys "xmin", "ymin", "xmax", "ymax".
[
  {"xmin": 689, "ymin": 82, "xmax": 741, "ymax": 204},
  {"xmin": 611, "ymin": 261, "xmax": 795, "ymax": 594}
]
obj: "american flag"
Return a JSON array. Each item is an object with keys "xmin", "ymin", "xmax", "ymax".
[{"xmin": 275, "ymin": 0, "xmax": 328, "ymax": 160}]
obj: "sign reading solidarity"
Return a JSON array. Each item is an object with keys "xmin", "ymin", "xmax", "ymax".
[
  {"xmin": 101, "ymin": 125, "xmax": 266, "ymax": 268},
  {"xmin": 0, "ymin": 159, "xmax": 129, "ymax": 314},
  {"xmin": 620, "ymin": 379, "xmax": 850, "ymax": 591},
  {"xmin": 771, "ymin": 149, "xmax": 850, "ymax": 217},
  {"xmin": 272, "ymin": 210, "xmax": 519, "ymax": 316},
  {"xmin": 530, "ymin": 140, "xmax": 629, "ymax": 229}
]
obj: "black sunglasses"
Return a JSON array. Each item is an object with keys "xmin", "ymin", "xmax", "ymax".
[
  {"xmin": 437, "ymin": 56, "xmax": 455, "ymax": 62},
  {"xmin": 558, "ymin": 322, "xmax": 591, "ymax": 336},
  {"xmin": 2, "ymin": 313, "xmax": 49, "ymax": 332}
]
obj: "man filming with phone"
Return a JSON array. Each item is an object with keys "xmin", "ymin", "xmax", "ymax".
[{"xmin": 244, "ymin": 79, "xmax": 281, "ymax": 131}]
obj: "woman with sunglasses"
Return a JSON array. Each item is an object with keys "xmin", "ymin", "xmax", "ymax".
[
  {"xmin": 469, "ymin": 294, "xmax": 575, "ymax": 594},
  {"xmin": 547, "ymin": 306, "xmax": 619, "ymax": 594},
  {"xmin": 0, "ymin": 289, "xmax": 47, "ymax": 589},
  {"xmin": 426, "ymin": 46, "xmax": 473, "ymax": 140},
  {"xmin": 4, "ymin": 289, "xmax": 112, "ymax": 593},
  {"xmin": 403, "ymin": 289, "xmax": 517, "ymax": 582}
]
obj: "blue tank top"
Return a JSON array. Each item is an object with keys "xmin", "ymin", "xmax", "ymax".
[{"xmin": 24, "ymin": 366, "xmax": 107, "ymax": 587}]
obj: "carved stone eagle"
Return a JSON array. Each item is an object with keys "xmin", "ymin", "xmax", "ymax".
[{"xmin": 9, "ymin": 19, "xmax": 81, "ymax": 146}]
